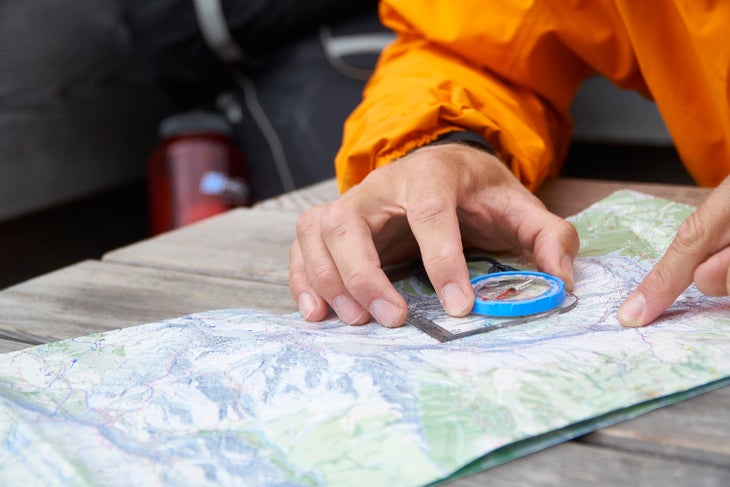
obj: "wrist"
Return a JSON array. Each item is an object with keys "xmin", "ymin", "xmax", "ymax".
[
  {"xmin": 428, "ymin": 139, "xmax": 494, "ymax": 155},
  {"xmin": 429, "ymin": 130, "xmax": 494, "ymax": 154}
]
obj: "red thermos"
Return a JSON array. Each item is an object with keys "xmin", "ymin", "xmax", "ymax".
[{"xmin": 148, "ymin": 111, "xmax": 250, "ymax": 235}]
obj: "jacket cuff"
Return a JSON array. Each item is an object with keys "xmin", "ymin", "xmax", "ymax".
[{"xmin": 428, "ymin": 130, "xmax": 495, "ymax": 154}]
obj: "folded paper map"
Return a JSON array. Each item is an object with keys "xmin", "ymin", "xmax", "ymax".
[{"xmin": 2, "ymin": 191, "xmax": 729, "ymax": 486}]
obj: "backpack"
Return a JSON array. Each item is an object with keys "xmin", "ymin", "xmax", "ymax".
[{"xmin": 122, "ymin": 0, "xmax": 391, "ymax": 200}]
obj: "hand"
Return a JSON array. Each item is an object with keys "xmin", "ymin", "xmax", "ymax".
[
  {"xmin": 618, "ymin": 176, "xmax": 730, "ymax": 327},
  {"xmin": 289, "ymin": 143, "xmax": 579, "ymax": 327}
]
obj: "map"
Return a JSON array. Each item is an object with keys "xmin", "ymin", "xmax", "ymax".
[{"xmin": 2, "ymin": 191, "xmax": 730, "ymax": 486}]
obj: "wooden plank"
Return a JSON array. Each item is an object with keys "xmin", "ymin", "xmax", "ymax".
[
  {"xmin": 0, "ymin": 260, "xmax": 295, "ymax": 345},
  {"xmin": 446, "ymin": 441, "xmax": 729, "ymax": 486},
  {"xmin": 253, "ymin": 177, "xmax": 711, "ymax": 217},
  {"xmin": 0, "ymin": 339, "xmax": 31, "ymax": 354},
  {"xmin": 104, "ymin": 178, "xmax": 710, "ymax": 286},
  {"xmin": 580, "ymin": 385, "xmax": 730, "ymax": 469},
  {"xmin": 253, "ymin": 178, "xmax": 340, "ymax": 213},
  {"xmin": 537, "ymin": 178, "xmax": 710, "ymax": 218},
  {"xmin": 104, "ymin": 207, "xmax": 299, "ymax": 285}
]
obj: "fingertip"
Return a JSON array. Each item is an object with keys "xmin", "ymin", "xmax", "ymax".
[
  {"xmin": 297, "ymin": 292, "xmax": 329, "ymax": 322},
  {"xmin": 441, "ymin": 283, "xmax": 474, "ymax": 317},
  {"xmin": 290, "ymin": 243, "xmax": 328, "ymax": 322},
  {"xmin": 619, "ymin": 245, "xmax": 695, "ymax": 327},
  {"xmin": 617, "ymin": 291, "xmax": 648, "ymax": 327},
  {"xmin": 333, "ymin": 295, "xmax": 370, "ymax": 325},
  {"xmin": 370, "ymin": 299, "xmax": 407, "ymax": 328}
]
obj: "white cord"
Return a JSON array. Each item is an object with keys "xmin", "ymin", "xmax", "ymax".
[
  {"xmin": 193, "ymin": 0, "xmax": 295, "ymax": 192},
  {"xmin": 232, "ymin": 71, "xmax": 296, "ymax": 192}
]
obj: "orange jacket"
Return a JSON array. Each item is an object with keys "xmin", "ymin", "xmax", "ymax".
[{"xmin": 335, "ymin": 0, "xmax": 730, "ymax": 193}]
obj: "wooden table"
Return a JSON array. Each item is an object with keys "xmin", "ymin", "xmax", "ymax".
[{"xmin": 1, "ymin": 178, "xmax": 728, "ymax": 485}]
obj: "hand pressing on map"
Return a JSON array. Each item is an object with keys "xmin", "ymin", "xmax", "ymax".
[
  {"xmin": 619, "ymin": 176, "xmax": 730, "ymax": 327},
  {"xmin": 289, "ymin": 142, "xmax": 579, "ymax": 328}
]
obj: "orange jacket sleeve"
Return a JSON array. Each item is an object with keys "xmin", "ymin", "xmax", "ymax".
[
  {"xmin": 335, "ymin": 1, "xmax": 730, "ymax": 193},
  {"xmin": 613, "ymin": 1, "xmax": 730, "ymax": 188},
  {"xmin": 335, "ymin": 1, "xmax": 596, "ymax": 193}
]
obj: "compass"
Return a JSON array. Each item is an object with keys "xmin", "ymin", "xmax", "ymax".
[{"xmin": 471, "ymin": 271, "xmax": 567, "ymax": 317}]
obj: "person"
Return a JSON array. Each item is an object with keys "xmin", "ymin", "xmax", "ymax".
[
  {"xmin": 122, "ymin": 0, "xmax": 383, "ymax": 200},
  {"xmin": 288, "ymin": 0, "xmax": 730, "ymax": 329}
]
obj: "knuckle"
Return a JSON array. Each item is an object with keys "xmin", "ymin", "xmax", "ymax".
[
  {"xmin": 425, "ymin": 252, "xmax": 457, "ymax": 270},
  {"xmin": 674, "ymin": 213, "xmax": 707, "ymax": 253},
  {"xmin": 296, "ymin": 208, "xmax": 321, "ymax": 236},
  {"xmin": 557, "ymin": 220, "xmax": 580, "ymax": 251},
  {"xmin": 307, "ymin": 263, "xmax": 340, "ymax": 292},
  {"xmin": 645, "ymin": 263, "xmax": 676, "ymax": 294},
  {"xmin": 342, "ymin": 268, "xmax": 371, "ymax": 295},
  {"xmin": 558, "ymin": 218, "xmax": 579, "ymax": 236},
  {"xmin": 421, "ymin": 252, "xmax": 464, "ymax": 288},
  {"xmin": 408, "ymin": 194, "xmax": 451, "ymax": 224},
  {"xmin": 319, "ymin": 205, "xmax": 352, "ymax": 237}
]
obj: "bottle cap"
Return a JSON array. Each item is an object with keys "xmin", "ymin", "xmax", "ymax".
[{"xmin": 159, "ymin": 111, "xmax": 232, "ymax": 138}]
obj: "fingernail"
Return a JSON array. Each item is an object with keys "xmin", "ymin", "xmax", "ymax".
[
  {"xmin": 370, "ymin": 300, "xmax": 403, "ymax": 328},
  {"xmin": 561, "ymin": 255, "xmax": 575, "ymax": 290},
  {"xmin": 442, "ymin": 283, "xmax": 471, "ymax": 316},
  {"xmin": 297, "ymin": 292, "xmax": 316, "ymax": 320},
  {"xmin": 334, "ymin": 295, "xmax": 366, "ymax": 325},
  {"xmin": 618, "ymin": 292, "xmax": 645, "ymax": 327}
]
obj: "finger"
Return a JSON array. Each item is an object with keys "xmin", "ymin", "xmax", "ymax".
[
  {"xmin": 694, "ymin": 245, "xmax": 730, "ymax": 296},
  {"xmin": 618, "ymin": 180, "xmax": 730, "ymax": 327},
  {"xmin": 618, "ymin": 212, "xmax": 708, "ymax": 327},
  {"xmin": 289, "ymin": 239, "xmax": 330, "ymax": 321},
  {"xmin": 518, "ymin": 209, "xmax": 579, "ymax": 290},
  {"xmin": 296, "ymin": 207, "xmax": 370, "ymax": 326},
  {"xmin": 458, "ymin": 175, "xmax": 578, "ymax": 290},
  {"xmin": 321, "ymin": 203, "xmax": 408, "ymax": 328},
  {"xmin": 407, "ymin": 193, "xmax": 474, "ymax": 317}
]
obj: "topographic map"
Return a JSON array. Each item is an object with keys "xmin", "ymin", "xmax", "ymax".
[{"xmin": 2, "ymin": 191, "xmax": 730, "ymax": 486}]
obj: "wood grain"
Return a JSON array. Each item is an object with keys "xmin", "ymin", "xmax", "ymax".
[
  {"xmin": 104, "ymin": 208, "xmax": 299, "ymax": 285},
  {"xmin": 0, "ymin": 260, "xmax": 295, "ymax": 345},
  {"xmin": 253, "ymin": 178, "xmax": 340, "ymax": 213},
  {"xmin": 580, "ymin": 385, "xmax": 730, "ymax": 469},
  {"xmin": 537, "ymin": 178, "xmax": 710, "ymax": 218},
  {"xmin": 446, "ymin": 441, "xmax": 729, "ymax": 486},
  {"xmin": 0, "ymin": 339, "xmax": 31, "ymax": 353}
]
